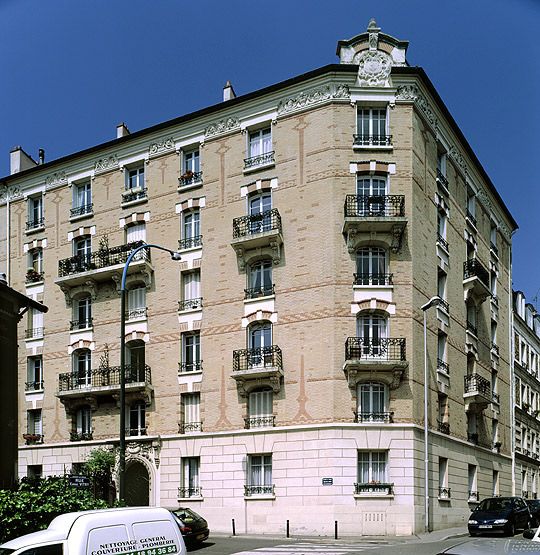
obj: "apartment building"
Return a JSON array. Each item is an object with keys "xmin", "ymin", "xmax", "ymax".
[
  {"xmin": 0, "ymin": 20, "xmax": 517, "ymax": 535},
  {"xmin": 513, "ymin": 292, "xmax": 540, "ymax": 498}
]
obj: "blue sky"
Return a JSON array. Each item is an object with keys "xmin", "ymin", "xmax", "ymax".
[{"xmin": 1, "ymin": 0, "xmax": 538, "ymax": 300}]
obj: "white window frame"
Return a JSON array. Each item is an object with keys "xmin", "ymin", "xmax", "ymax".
[
  {"xmin": 76, "ymin": 406, "xmax": 92, "ymax": 435},
  {"xmin": 128, "ymin": 401, "xmax": 146, "ymax": 435},
  {"xmin": 183, "ymin": 210, "xmax": 200, "ymax": 240},
  {"xmin": 357, "ymin": 451, "xmax": 388, "ymax": 484},
  {"xmin": 27, "ymin": 409, "xmax": 42, "ymax": 435},
  {"xmin": 73, "ymin": 180, "xmax": 92, "ymax": 209},
  {"xmin": 248, "ymin": 127, "xmax": 272, "ymax": 159},
  {"xmin": 356, "ymin": 107, "xmax": 389, "ymax": 144},
  {"xmin": 182, "ymin": 332, "xmax": 201, "ymax": 372},
  {"xmin": 181, "ymin": 457, "xmax": 200, "ymax": 494},
  {"xmin": 125, "ymin": 165, "xmax": 145, "ymax": 191},
  {"xmin": 356, "ymin": 382, "xmax": 387, "ymax": 421},
  {"xmin": 248, "ymin": 454, "xmax": 272, "ymax": 487}
]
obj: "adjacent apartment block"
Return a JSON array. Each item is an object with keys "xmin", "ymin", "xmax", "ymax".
[
  {"xmin": 513, "ymin": 291, "xmax": 540, "ymax": 498},
  {"xmin": 0, "ymin": 20, "xmax": 518, "ymax": 535}
]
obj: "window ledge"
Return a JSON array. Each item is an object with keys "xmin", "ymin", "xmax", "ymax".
[
  {"xmin": 121, "ymin": 197, "xmax": 148, "ymax": 209},
  {"xmin": 352, "ymin": 284, "xmax": 393, "ymax": 290},
  {"xmin": 177, "ymin": 496, "xmax": 203, "ymax": 502},
  {"xmin": 178, "ymin": 369, "xmax": 203, "ymax": 376},
  {"xmin": 178, "ymin": 245, "xmax": 202, "ymax": 254},
  {"xmin": 438, "ymin": 496, "xmax": 451, "ymax": 502},
  {"xmin": 70, "ymin": 212, "xmax": 94, "ymax": 223},
  {"xmin": 243, "ymin": 161, "xmax": 275, "ymax": 175},
  {"xmin": 244, "ymin": 495, "xmax": 276, "ymax": 501},
  {"xmin": 244, "ymin": 294, "xmax": 275, "ymax": 304},
  {"xmin": 178, "ymin": 307, "xmax": 203, "ymax": 314},
  {"xmin": 25, "ymin": 226, "xmax": 45, "ymax": 235},
  {"xmin": 25, "ymin": 389, "xmax": 44, "ymax": 395},
  {"xmin": 352, "ymin": 145, "xmax": 393, "ymax": 151},
  {"xmin": 70, "ymin": 327, "xmax": 94, "ymax": 333},
  {"xmin": 353, "ymin": 493, "xmax": 394, "ymax": 499},
  {"xmin": 126, "ymin": 316, "xmax": 148, "ymax": 324},
  {"xmin": 177, "ymin": 181, "xmax": 203, "ymax": 193},
  {"xmin": 25, "ymin": 280, "xmax": 44, "ymax": 287}
]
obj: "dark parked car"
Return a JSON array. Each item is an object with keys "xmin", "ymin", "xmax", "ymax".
[
  {"xmin": 527, "ymin": 499, "xmax": 540, "ymax": 526},
  {"xmin": 171, "ymin": 507, "xmax": 210, "ymax": 546},
  {"xmin": 468, "ymin": 496, "xmax": 531, "ymax": 536}
]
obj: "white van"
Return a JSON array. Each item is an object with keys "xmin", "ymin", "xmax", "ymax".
[{"xmin": 0, "ymin": 507, "xmax": 186, "ymax": 555}]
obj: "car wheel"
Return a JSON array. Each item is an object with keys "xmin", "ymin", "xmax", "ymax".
[{"xmin": 506, "ymin": 521, "xmax": 515, "ymax": 536}]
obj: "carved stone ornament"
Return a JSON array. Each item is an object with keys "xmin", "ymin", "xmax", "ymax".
[
  {"xmin": 94, "ymin": 155, "xmax": 119, "ymax": 174},
  {"xmin": 45, "ymin": 171, "xmax": 67, "ymax": 188},
  {"xmin": 125, "ymin": 438, "xmax": 162, "ymax": 469},
  {"xmin": 277, "ymin": 84, "xmax": 350, "ymax": 116},
  {"xmin": 204, "ymin": 117, "xmax": 240, "ymax": 138},
  {"xmin": 148, "ymin": 137, "xmax": 174, "ymax": 156},
  {"xmin": 0, "ymin": 184, "xmax": 22, "ymax": 203},
  {"xmin": 355, "ymin": 50, "xmax": 392, "ymax": 87},
  {"xmin": 396, "ymin": 84, "xmax": 439, "ymax": 131}
]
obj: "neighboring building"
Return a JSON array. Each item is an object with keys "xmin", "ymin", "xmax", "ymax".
[
  {"xmin": 0, "ymin": 274, "xmax": 47, "ymax": 488},
  {"xmin": 512, "ymin": 291, "xmax": 540, "ymax": 499},
  {"xmin": 0, "ymin": 20, "xmax": 518, "ymax": 535}
]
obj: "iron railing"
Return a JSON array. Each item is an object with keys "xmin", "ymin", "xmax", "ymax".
[
  {"xmin": 492, "ymin": 391, "xmax": 500, "ymax": 404},
  {"xmin": 466, "ymin": 209, "xmax": 477, "ymax": 226},
  {"xmin": 437, "ymin": 233, "xmax": 449, "ymax": 250},
  {"xmin": 493, "ymin": 441, "xmax": 502, "ymax": 452},
  {"xmin": 25, "ymin": 328, "xmax": 44, "ymax": 339},
  {"xmin": 233, "ymin": 345, "xmax": 282, "ymax": 372},
  {"xmin": 468, "ymin": 433, "xmax": 479, "ymax": 445},
  {"xmin": 122, "ymin": 188, "xmax": 147, "ymax": 203},
  {"xmin": 466, "ymin": 320, "xmax": 478, "ymax": 336},
  {"xmin": 244, "ymin": 151, "xmax": 275, "ymax": 170},
  {"xmin": 26, "ymin": 217, "xmax": 45, "ymax": 230},
  {"xmin": 345, "ymin": 337, "xmax": 406, "ymax": 361},
  {"xmin": 69, "ymin": 318, "xmax": 93, "ymax": 330},
  {"xmin": 25, "ymin": 270, "xmax": 44, "ymax": 284},
  {"xmin": 244, "ymin": 484, "xmax": 274, "ymax": 496},
  {"xmin": 436, "ymin": 169, "xmax": 449, "ymax": 189},
  {"xmin": 178, "ymin": 171, "xmax": 203, "ymax": 187},
  {"xmin": 464, "ymin": 373, "xmax": 491, "ymax": 397},
  {"xmin": 344, "ymin": 195, "xmax": 405, "ymax": 218},
  {"xmin": 125, "ymin": 307, "xmax": 147, "ymax": 320},
  {"xmin": 58, "ymin": 240, "xmax": 148, "ymax": 277},
  {"xmin": 353, "ymin": 273, "xmax": 393, "ymax": 286},
  {"xmin": 178, "ymin": 298, "xmax": 203, "ymax": 311},
  {"xmin": 354, "ymin": 482, "xmax": 393, "ymax": 495},
  {"xmin": 490, "ymin": 242, "xmax": 499, "ymax": 255},
  {"xmin": 70, "ymin": 204, "xmax": 93, "ymax": 217},
  {"xmin": 178, "ymin": 235, "xmax": 203, "ymax": 250},
  {"xmin": 179, "ymin": 422, "xmax": 203, "ymax": 434},
  {"xmin": 491, "ymin": 342, "xmax": 500, "ymax": 355},
  {"xmin": 437, "ymin": 358, "xmax": 449, "ymax": 374},
  {"xmin": 232, "ymin": 208, "xmax": 282, "ymax": 238},
  {"xmin": 244, "ymin": 415, "xmax": 275, "ymax": 429},
  {"xmin": 70, "ymin": 431, "xmax": 93, "ymax": 441},
  {"xmin": 491, "ymin": 295, "xmax": 499, "ymax": 307},
  {"xmin": 354, "ymin": 412, "xmax": 393, "ymax": 423},
  {"xmin": 353, "ymin": 134, "xmax": 393, "ymax": 147},
  {"xmin": 438, "ymin": 487, "xmax": 451, "ymax": 499},
  {"xmin": 244, "ymin": 284, "xmax": 275, "ymax": 299},
  {"xmin": 58, "ymin": 364, "xmax": 151, "ymax": 392},
  {"xmin": 463, "ymin": 259, "xmax": 490, "ymax": 288},
  {"xmin": 468, "ymin": 491, "xmax": 480, "ymax": 502},
  {"xmin": 23, "ymin": 433, "xmax": 43, "ymax": 445},
  {"xmin": 437, "ymin": 420, "xmax": 450, "ymax": 435},
  {"xmin": 178, "ymin": 361, "xmax": 203, "ymax": 373},
  {"xmin": 178, "ymin": 486, "xmax": 202, "ymax": 498},
  {"xmin": 25, "ymin": 380, "xmax": 44, "ymax": 391},
  {"xmin": 127, "ymin": 427, "xmax": 147, "ymax": 437}
]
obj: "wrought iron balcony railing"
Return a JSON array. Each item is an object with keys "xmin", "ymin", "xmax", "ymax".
[
  {"xmin": 25, "ymin": 380, "xmax": 44, "ymax": 391},
  {"xmin": 26, "ymin": 217, "xmax": 45, "ymax": 230},
  {"xmin": 345, "ymin": 337, "xmax": 406, "ymax": 362},
  {"xmin": 468, "ymin": 491, "xmax": 480, "ymax": 502},
  {"xmin": 178, "ymin": 298, "xmax": 203, "ymax": 311},
  {"xmin": 492, "ymin": 391, "xmax": 500, "ymax": 404},
  {"xmin": 463, "ymin": 259, "xmax": 490, "ymax": 288},
  {"xmin": 244, "ymin": 484, "xmax": 275, "ymax": 496},
  {"xmin": 70, "ymin": 318, "xmax": 93, "ymax": 330},
  {"xmin": 464, "ymin": 373, "xmax": 491, "ymax": 397},
  {"xmin": 353, "ymin": 273, "xmax": 393, "ymax": 286},
  {"xmin": 25, "ymin": 270, "xmax": 44, "ymax": 284},
  {"xmin": 70, "ymin": 431, "xmax": 93, "ymax": 441},
  {"xmin": 58, "ymin": 364, "xmax": 151, "ymax": 392},
  {"xmin": 436, "ymin": 169, "xmax": 449, "ymax": 189},
  {"xmin": 244, "ymin": 151, "xmax": 275, "ymax": 170},
  {"xmin": 179, "ymin": 422, "xmax": 203, "ymax": 434},
  {"xmin": 127, "ymin": 427, "xmax": 147, "ymax": 437},
  {"xmin": 58, "ymin": 240, "xmax": 148, "ymax": 277},
  {"xmin": 244, "ymin": 415, "xmax": 275, "ymax": 429},
  {"xmin": 178, "ymin": 486, "xmax": 202, "ymax": 498},
  {"xmin": 490, "ymin": 242, "xmax": 499, "ymax": 255},
  {"xmin": 437, "ymin": 358, "xmax": 449, "ymax": 374},
  {"xmin": 178, "ymin": 235, "xmax": 203, "ymax": 250},
  {"xmin": 468, "ymin": 433, "xmax": 479, "ymax": 445},
  {"xmin": 466, "ymin": 320, "xmax": 478, "ymax": 336},
  {"xmin": 344, "ymin": 195, "xmax": 405, "ymax": 218},
  {"xmin": 178, "ymin": 171, "xmax": 203, "ymax": 187},
  {"xmin": 244, "ymin": 284, "xmax": 275, "ymax": 299},
  {"xmin": 122, "ymin": 188, "xmax": 147, "ymax": 203},
  {"xmin": 125, "ymin": 307, "xmax": 147, "ymax": 320},
  {"xmin": 466, "ymin": 209, "xmax": 477, "ymax": 227},
  {"xmin": 70, "ymin": 204, "xmax": 93, "ymax": 217},
  {"xmin": 491, "ymin": 342, "xmax": 500, "ymax": 355},
  {"xmin": 354, "ymin": 411, "xmax": 393, "ymax": 423},
  {"xmin": 438, "ymin": 487, "xmax": 451, "ymax": 499},
  {"xmin": 354, "ymin": 482, "xmax": 394, "ymax": 495},
  {"xmin": 25, "ymin": 328, "xmax": 44, "ymax": 339},
  {"xmin": 232, "ymin": 208, "xmax": 282, "ymax": 238},
  {"xmin": 178, "ymin": 361, "xmax": 203, "ymax": 373},
  {"xmin": 437, "ymin": 233, "xmax": 449, "ymax": 250},
  {"xmin": 353, "ymin": 134, "xmax": 393, "ymax": 147},
  {"xmin": 23, "ymin": 433, "xmax": 43, "ymax": 445},
  {"xmin": 233, "ymin": 345, "xmax": 283, "ymax": 372},
  {"xmin": 437, "ymin": 420, "xmax": 450, "ymax": 435}
]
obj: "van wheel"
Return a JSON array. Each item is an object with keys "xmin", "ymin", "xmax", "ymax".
[{"xmin": 506, "ymin": 521, "xmax": 515, "ymax": 536}]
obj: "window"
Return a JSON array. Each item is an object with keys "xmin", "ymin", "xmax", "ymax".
[
  {"xmin": 437, "ymin": 270, "xmax": 447, "ymax": 304},
  {"xmin": 27, "ymin": 465, "xmax": 42, "ymax": 479},
  {"xmin": 74, "ymin": 236, "xmax": 91, "ymax": 262},
  {"xmin": 128, "ymin": 401, "xmax": 146, "ymax": 436},
  {"xmin": 27, "ymin": 195, "xmax": 43, "ymax": 229},
  {"xmin": 356, "ymin": 314, "xmax": 387, "ymax": 356},
  {"xmin": 182, "ymin": 210, "xmax": 201, "ymax": 248},
  {"xmin": 127, "ymin": 286, "xmax": 146, "ymax": 319},
  {"xmin": 181, "ymin": 332, "xmax": 201, "ymax": 372},
  {"xmin": 491, "ymin": 370, "xmax": 499, "ymax": 404},
  {"xmin": 182, "ymin": 393, "xmax": 201, "ymax": 432},
  {"xmin": 357, "ymin": 451, "xmax": 387, "ymax": 483},
  {"xmin": 437, "ymin": 208, "xmax": 448, "ymax": 247},
  {"xmin": 491, "ymin": 271, "xmax": 497, "ymax": 298},
  {"xmin": 72, "ymin": 296, "xmax": 92, "ymax": 330},
  {"xmin": 27, "ymin": 409, "xmax": 42, "ymax": 436},
  {"xmin": 356, "ymin": 383, "xmax": 387, "ymax": 422},
  {"xmin": 75, "ymin": 406, "xmax": 92, "ymax": 437},
  {"xmin": 467, "ymin": 412, "xmax": 478, "ymax": 443},
  {"xmin": 467, "ymin": 190, "xmax": 476, "ymax": 222},
  {"xmin": 466, "ymin": 302, "xmax": 477, "ymax": 335},
  {"xmin": 181, "ymin": 457, "xmax": 200, "ymax": 497},
  {"xmin": 247, "ymin": 259, "xmax": 273, "ymax": 298},
  {"xmin": 26, "ymin": 356, "xmax": 43, "ymax": 391},
  {"xmin": 493, "ymin": 470, "xmax": 499, "ymax": 496},
  {"xmin": 491, "ymin": 320, "xmax": 498, "ymax": 347},
  {"xmin": 355, "ymin": 247, "xmax": 388, "ymax": 285},
  {"xmin": 126, "ymin": 166, "xmax": 145, "ymax": 191},
  {"xmin": 28, "ymin": 248, "xmax": 43, "ymax": 274},
  {"xmin": 247, "ymin": 127, "xmax": 272, "ymax": 161},
  {"xmin": 180, "ymin": 149, "xmax": 201, "ymax": 187},
  {"xmin": 437, "ymin": 333, "xmax": 448, "ymax": 372},
  {"xmin": 438, "ymin": 394, "xmax": 449, "ymax": 433},
  {"xmin": 355, "ymin": 176, "xmax": 388, "ymax": 216},
  {"xmin": 126, "ymin": 340, "xmax": 146, "ymax": 381},
  {"xmin": 468, "ymin": 464, "xmax": 478, "ymax": 500},
  {"xmin": 356, "ymin": 107, "xmax": 389, "ymax": 146},
  {"xmin": 181, "ymin": 271, "xmax": 201, "ymax": 309},
  {"xmin": 27, "ymin": 307, "xmax": 44, "ymax": 338},
  {"xmin": 492, "ymin": 418, "xmax": 499, "ymax": 447},
  {"xmin": 437, "ymin": 151, "xmax": 447, "ymax": 176},
  {"xmin": 126, "ymin": 223, "xmax": 146, "ymax": 245},
  {"xmin": 74, "ymin": 349, "xmax": 91, "ymax": 386},
  {"xmin": 247, "ymin": 389, "xmax": 273, "ymax": 428},
  {"xmin": 246, "ymin": 454, "xmax": 273, "ymax": 495},
  {"xmin": 72, "ymin": 181, "xmax": 92, "ymax": 216},
  {"xmin": 248, "ymin": 192, "xmax": 272, "ymax": 233},
  {"xmin": 490, "ymin": 223, "xmax": 498, "ymax": 251},
  {"xmin": 439, "ymin": 457, "xmax": 449, "ymax": 498}
]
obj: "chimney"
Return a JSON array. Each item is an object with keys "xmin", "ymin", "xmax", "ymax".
[
  {"xmin": 38, "ymin": 148, "xmax": 45, "ymax": 164},
  {"xmin": 9, "ymin": 146, "xmax": 37, "ymax": 175},
  {"xmin": 117, "ymin": 123, "xmax": 130, "ymax": 138},
  {"xmin": 223, "ymin": 81, "xmax": 236, "ymax": 102}
]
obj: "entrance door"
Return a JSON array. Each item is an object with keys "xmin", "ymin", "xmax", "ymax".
[{"xmin": 125, "ymin": 460, "xmax": 150, "ymax": 506}]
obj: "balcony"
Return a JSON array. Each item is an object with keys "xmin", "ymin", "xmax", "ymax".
[
  {"xmin": 178, "ymin": 235, "xmax": 203, "ymax": 251},
  {"xmin": 25, "ymin": 270, "xmax": 44, "ymax": 284},
  {"xmin": 343, "ymin": 195, "xmax": 407, "ymax": 254},
  {"xmin": 438, "ymin": 487, "xmax": 451, "ymax": 500},
  {"xmin": 179, "ymin": 422, "xmax": 203, "ymax": 434},
  {"xmin": 70, "ymin": 431, "xmax": 93, "ymax": 442},
  {"xmin": 70, "ymin": 204, "xmax": 93, "ymax": 219},
  {"xmin": 231, "ymin": 209, "xmax": 283, "ymax": 270},
  {"xmin": 56, "ymin": 240, "xmax": 153, "ymax": 290},
  {"xmin": 243, "ymin": 151, "xmax": 275, "ymax": 172},
  {"xmin": 354, "ymin": 411, "xmax": 393, "ymax": 424},
  {"xmin": 70, "ymin": 318, "xmax": 93, "ymax": 331},
  {"xmin": 463, "ymin": 373, "xmax": 492, "ymax": 412},
  {"xmin": 436, "ymin": 169, "xmax": 449, "ymax": 195},
  {"xmin": 244, "ymin": 484, "xmax": 275, "ymax": 497},
  {"xmin": 353, "ymin": 273, "xmax": 393, "ymax": 286},
  {"xmin": 244, "ymin": 415, "xmax": 275, "ymax": 429},
  {"xmin": 125, "ymin": 307, "xmax": 147, "ymax": 321},
  {"xmin": 437, "ymin": 358, "xmax": 449, "ymax": 375},
  {"xmin": 232, "ymin": 346, "xmax": 283, "ymax": 396},
  {"xmin": 121, "ymin": 187, "xmax": 147, "ymax": 206},
  {"xmin": 343, "ymin": 337, "xmax": 407, "ymax": 390},
  {"xmin": 178, "ymin": 486, "xmax": 202, "ymax": 499},
  {"xmin": 178, "ymin": 171, "xmax": 203, "ymax": 188},
  {"xmin": 25, "ymin": 328, "xmax": 44, "ymax": 340},
  {"xmin": 436, "ymin": 233, "xmax": 449, "ymax": 251},
  {"xmin": 463, "ymin": 259, "xmax": 491, "ymax": 303},
  {"xmin": 245, "ymin": 284, "xmax": 275, "ymax": 300},
  {"xmin": 178, "ymin": 361, "xmax": 203, "ymax": 373},
  {"xmin": 22, "ymin": 433, "xmax": 43, "ymax": 445},
  {"xmin": 178, "ymin": 298, "xmax": 203, "ymax": 311},
  {"xmin": 57, "ymin": 364, "xmax": 153, "ymax": 407},
  {"xmin": 437, "ymin": 420, "xmax": 450, "ymax": 435},
  {"xmin": 25, "ymin": 380, "xmax": 44, "ymax": 392},
  {"xmin": 352, "ymin": 134, "xmax": 393, "ymax": 149},
  {"xmin": 354, "ymin": 482, "xmax": 394, "ymax": 496},
  {"xmin": 26, "ymin": 217, "xmax": 45, "ymax": 232}
]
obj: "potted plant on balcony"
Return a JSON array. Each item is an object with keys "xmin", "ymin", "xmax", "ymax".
[
  {"xmin": 22, "ymin": 433, "xmax": 42, "ymax": 444},
  {"xmin": 180, "ymin": 169, "xmax": 194, "ymax": 183},
  {"xmin": 26, "ymin": 267, "xmax": 42, "ymax": 282}
]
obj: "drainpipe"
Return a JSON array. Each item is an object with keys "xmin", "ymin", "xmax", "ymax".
[{"xmin": 509, "ymin": 235, "xmax": 516, "ymax": 496}]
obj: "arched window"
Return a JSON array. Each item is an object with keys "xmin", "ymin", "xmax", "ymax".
[
  {"xmin": 247, "ymin": 321, "xmax": 272, "ymax": 366},
  {"xmin": 126, "ymin": 340, "xmax": 145, "ymax": 381},
  {"xmin": 129, "ymin": 401, "xmax": 146, "ymax": 436},
  {"xmin": 73, "ymin": 349, "xmax": 91, "ymax": 386},
  {"xmin": 355, "ymin": 247, "xmax": 388, "ymax": 285},
  {"xmin": 356, "ymin": 176, "xmax": 387, "ymax": 216},
  {"xmin": 356, "ymin": 383, "xmax": 387, "ymax": 422},
  {"xmin": 248, "ymin": 388, "xmax": 274, "ymax": 428},
  {"xmin": 247, "ymin": 259, "xmax": 273, "ymax": 298},
  {"xmin": 356, "ymin": 314, "xmax": 387, "ymax": 357}
]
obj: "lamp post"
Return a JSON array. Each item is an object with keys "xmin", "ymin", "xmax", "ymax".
[
  {"xmin": 118, "ymin": 243, "xmax": 181, "ymax": 504},
  {"xmin": 420, "ymin": 295, "xmax": 443, "ymax": 534}
]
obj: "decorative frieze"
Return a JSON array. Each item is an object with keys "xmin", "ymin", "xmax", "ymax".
[
  {"xmin": 45, "ymin": 171, "xmax": 67, "ymax": 189},
  {"xmin": 277, "ymin": 84, "xmax": 350, "ymax": 116},
  {"xmin": 204, "ymin": 117, "xmax": 240, "ymax": 139},
  {"xmin": 94, "ymin": 155, "xmax": 119, "ymax": 174},
  {"xmin": 396, "ymin": 84, "xmax": 439, "ymax": 131},
  {"xmin": 148, "ymin": 137, "xmax": 174, "ymax": 157},
  {"xmin": 0, "ymin": 184, "xmax": 22, "ymax": 203}
]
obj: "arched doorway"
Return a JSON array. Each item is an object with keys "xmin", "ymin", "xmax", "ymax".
[{"xmin": 125, "ymin": 460, "xmax": 149, "ymax": 506}]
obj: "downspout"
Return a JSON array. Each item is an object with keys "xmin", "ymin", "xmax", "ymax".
[{"xmin": 509, "ymin": 232, "xmax": 516, "ymax": 496}]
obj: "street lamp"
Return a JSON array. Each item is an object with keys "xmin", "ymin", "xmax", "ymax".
[
  {"xmin": 118, "ymin": 243, "xmax": 181, "ymax": 503},
  {"xmin": 421, "ymin": 296, "xmax": 443, "ymax": 534}
]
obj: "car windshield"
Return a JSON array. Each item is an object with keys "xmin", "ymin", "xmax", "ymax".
[
  {"xmin": 174, "ymin": 508, "xmax": 202, "ymax": 522},
  {"xmin": 477, "ymin": 498, "xmax": 513, "ymax": 511}
]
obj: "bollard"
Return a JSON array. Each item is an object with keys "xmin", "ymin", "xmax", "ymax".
[
  {"xmin": 232, "ymin": 518, "xmax": 236, "ymax": 536},
  {"xmin": 286, "ymin": 519, "xmax": 290, "ymax": 538},
  {"xmin": 335, "ymin": 520, "xmax": 338, "ymax": 540}
]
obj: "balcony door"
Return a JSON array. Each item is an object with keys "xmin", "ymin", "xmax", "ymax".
[
  {"xmin": 249, "ymin": 260, "xmax": 272, "ymax": 296},
  {"xmin": 75, "ymin": 349, "xmax": 91, "ymax": 387},
  {"xmin": 356, "ymin": 176, "xmax": 387, "ymax": 215},
  {"xmin": 249, "ymin": 193, "xmax": 272, "ymax": 233},
  {"xmin": 248, "ymin": 322, "xmax": 272, "ymax": 366},
  {"xmin": 126, "ymin": 340, "xmax": 145, "ymax": 381},
  {"xmin": 357, "ymin": 315, "xmax": 387, "ymax": 357},
  {"xmin": 183, "ymin": 210, "xmax": 200, "ymax": 240},
  {"xmin": 356, "ymin": 247, "xmax": 387, "ymax": 285},
  {"xmin": 248, "ymin": 128, "xmax": 271, "ymax": 158},
  {"xmin": 75, "ymin": 296, "xmax": 92, "ymax": 329},
  {"xmin": 357, "ymin": 383, "xmax": 386, "ymax": 420}
]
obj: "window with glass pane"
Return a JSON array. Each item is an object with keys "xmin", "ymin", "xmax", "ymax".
[
  {"xmin": 248, "ymin": 390, "xmax": 273, "ymax": 427},
  {"xmin": 437, "ymin": 152, "xmax": 446, "ymax": 175},
  {"xmin": 74, "ymin": 236, "xmax": 91, "ymax": 258},
  {"xmin": 249, "ymin": 454, "xmax": 272, "ymax": 486},
  {"xmin": 126, "ymin": 340, "xmax": 145, "ymax": 381},
  {"xmin": 126, "ymin": 223, "xmax": 146, "ymax": 244},
  {"xmin": 357, "ymin": 451, "xmax": 387, "ymax": 483},
  {"xmin": 182, "ymin": 457, "xmax": 200, "ymax": 495},
  {"xmin": 75, "ymin": 181, "xmax": 91, "ymax": 208},
  {"xmin": 439, "ymin": 457, "xmax": 448, "ymax": 489},
  {"xmin": 29, "ymin": 307, "xmax": 43, "ymax": 335},
  {"xmin": 28, "ymin": 409, "xmax": 42, "ymax": 435},
  {"xmin": 182, "ymin": 332, "xmax": 200, "ymax": 372},
  {"xmin": 437, "ymin": 333, "xmax": 447, "ymax": 364},
  {"xmin": 248, "ymin": 193, "xmax": 272, "ymax": 233},
  {"xmin": 437, "ymin": 271, "xmax": 447, "ymax": 302},
  {"xmin": 29, "ymin": 196, "xmax": 43, "ymax": 223},
  {"xmin": 248, "ymin": 128, "xmax": 272, "ymax": 158},
  {"xmin": 356, "ymin": 176, "xmax": 387, "ymax": 215},
  {"xmin": 74, "ymin": 296, "xmax": 91, "ymax": 329},
  {"xmin": 127, "ymin": 166, "xmax": 145, "ymax": 190},
  {"xmin": 129, "ymin": 401, "xmax": 146, "ymax": 435},
  {"xmin": 357, "ymin": 108, "xmax": 387, "ymax": 142},
  {"xmin": 356, "ymin": 315, "xmax": 387, "ymax": 356},
  {"xmin": 184, "ymin": 150, "xmax": 200, "ymax": 174},
  {"xmin": 76, "ymin": 406, "xmax": 92, "ymax": 434},
  {"xmin": 183, "ymin": 393, "xmax": 200, "ymax": 425},
  {"xmin": 467, "ymin": 192, "xmax": 476, "ymax": 218},
  {"xmin": 183, "ymin": 210, "xmax": 200, "ymax": 239},
  {"xmin": 248, "ymin": 260, "xmax": 272, "ymax": 296},
  {"xmin": 356, "ymin": 247, "xmax": 387, "ymax": 285},
  {"xmin": 127, "ymin": 287, "xmax": 146, "ymax": 319},
  {"xmin": 27, "ymin": 356, "xmax": 43, "ymax": 389},
  {"xmin": 75, "ymin": 350, "xmax": 91, "ymax": 386},
  {"xmin": 30, "ymin": 248, "xmax": 43, "ymax": 273},
  {"xmin": 357, "ymin": 383, "xmax": 385, "ymax": 420},
  {"xmin": 248, "ymin": 322, "xmax": 272, "ymax": 366},
  {"xmin": 182, "ymin": 271, "xmax": 200, "ymax": 301},
  {"xmin": 438, "ymin": 209, "xmax": 447, "ymax": 240}
]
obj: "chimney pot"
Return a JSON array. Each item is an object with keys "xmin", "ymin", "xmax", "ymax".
[
  {"xmin": 223, "ymin": 81, "xmax": 236, "ymax": 102},
  {"xmin": 117, "ymin": 123, "xmax": 130, "ymax": 138}
]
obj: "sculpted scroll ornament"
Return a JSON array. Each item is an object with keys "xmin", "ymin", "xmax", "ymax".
[
  {"xmin": 0, "ymin": 184, "xmax": 22, "ymax": 203},
  {"xmin": 149, "ymin": 137, "xmax": 174, "ymax": 156},
  {"xmin": 355, "ymin": 51, "xmax": 392, "ymax": 87},
  {"xmin": 204, "ymin": 117, "xmax": 240, "ymax": 138},
  {"xmin": 94, "ymin": 155, "xmax": 119, "ymax": 173},
  {"xmin": 277, "ymin": 84, "xmax": 350, "ymax": 116},
  {"xmin": 45, "ymin": 171, "xmax": 67, "ymax": 188}
]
